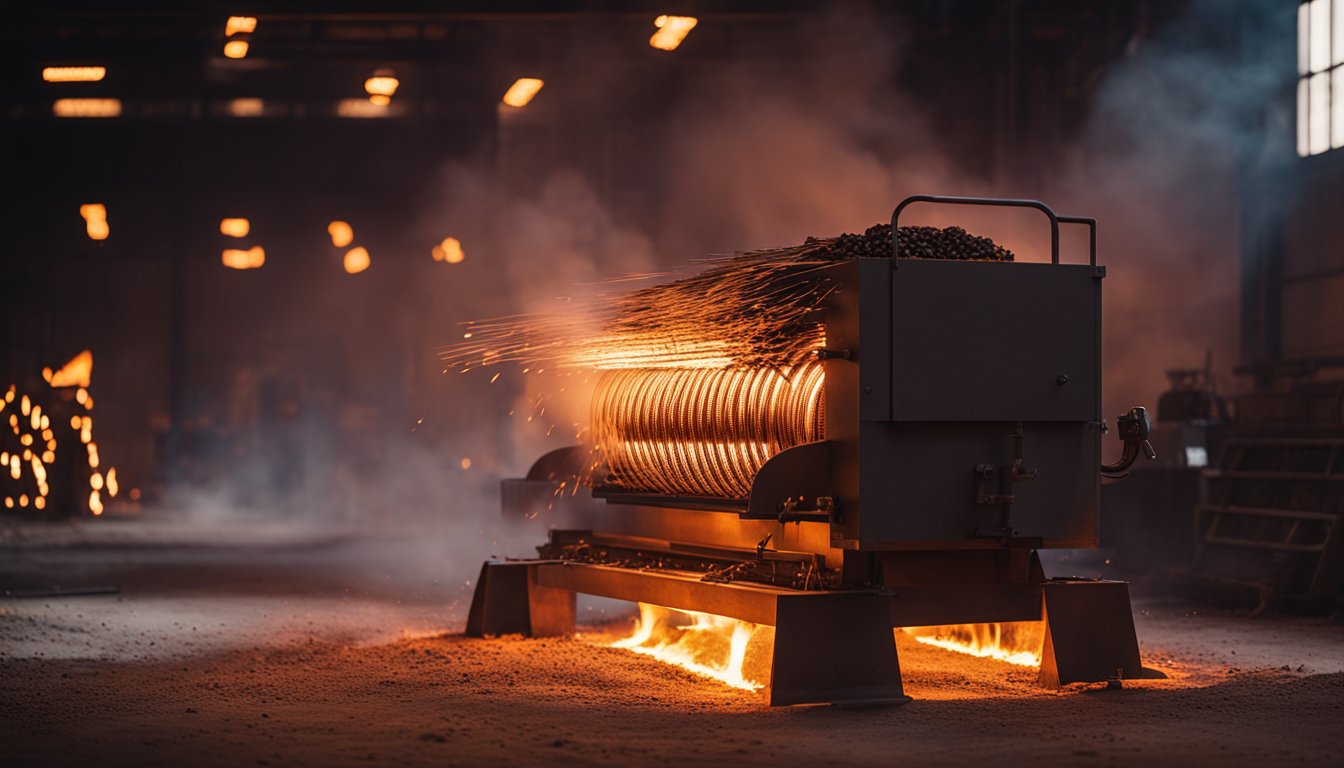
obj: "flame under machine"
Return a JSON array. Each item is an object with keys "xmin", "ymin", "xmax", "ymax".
[{"xmin": 467, "ymin": 196, "xmax": 1158, "ymax": 705}]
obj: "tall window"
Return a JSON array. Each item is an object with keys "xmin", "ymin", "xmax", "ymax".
[{"xmin": 1298, "ymin": 0, "xmax": 1344, "ymax": 155}]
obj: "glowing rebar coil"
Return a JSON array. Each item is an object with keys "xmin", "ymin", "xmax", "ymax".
[{"xmin": 591, "ymin": 361, "xmax": 825, "ymax": 499}]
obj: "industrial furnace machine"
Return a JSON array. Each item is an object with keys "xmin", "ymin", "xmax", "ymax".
[{"xmin": 467, "ymin": 196, "xmax": 1155, "ymax": 705}]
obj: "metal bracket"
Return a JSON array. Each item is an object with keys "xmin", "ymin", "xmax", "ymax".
[
  {"xmin": 777, "ymin": 495, "xmax": 839, "ymax": 524},
  {"xmin": 975, "ymin": 464, "xmax": 1011, "ymax": 505},
  {"xmin": 973, "ymin": 422, "xmax": 1039, "ymax": 538}
]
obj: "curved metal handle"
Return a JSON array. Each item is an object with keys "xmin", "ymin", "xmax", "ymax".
[{"xmin": 890, "ymin": 195, "xmax": 1097, "ymax": 266}]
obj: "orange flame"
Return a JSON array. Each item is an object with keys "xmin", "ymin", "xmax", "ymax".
[
  {"xmin": 49, "ymin": 350, "xmax": 93, "ymax": 388},
  {"xmin": 608, "ymin": 603, "xmax": 766, "ymax": 691},
  {"xmin": 901, "ymin": 622, "xmax": 1044, "ymax": 667}
]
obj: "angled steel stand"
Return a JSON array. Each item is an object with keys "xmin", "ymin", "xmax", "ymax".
[
  {"xmin": 464, "ymin": 561, "xmax": 576, "ymax": 638},
  {"xmin": 465, "ymin": 559, "xmax": 1145, "ymax": 702},
  {"xmin": 769, "ymin": 592, "xmax": 908, "ymax": 706},
  {"xmin": 1037, "ymin": 579, "xmax": 1143, "ymax": 687}
]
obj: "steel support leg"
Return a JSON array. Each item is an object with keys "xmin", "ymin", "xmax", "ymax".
[
  {"xmin": 768, "ymin": 592, "xmax": 909, "ymax": 706},
  {"xmin": 465, "ymin": 561, "xmax": 576, "ymax": 638},
  {"xmin": 1037, "ymin": 579, "xmax": 1143, "ymax": 687}
]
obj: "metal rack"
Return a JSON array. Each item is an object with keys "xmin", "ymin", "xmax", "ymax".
[{"xmin": 1192, "ymin": 436, "xmax": 1344, "ymax": 606}]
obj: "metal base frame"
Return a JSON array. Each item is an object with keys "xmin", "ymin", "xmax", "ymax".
[{"xmin": 465, "ymin": 559, "xmax": 1145, "ymax": 705}]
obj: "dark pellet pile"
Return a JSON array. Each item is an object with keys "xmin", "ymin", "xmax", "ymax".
[{"xmin": 807, "ymin": 223, "xmax": 1013, "ymax": 262}]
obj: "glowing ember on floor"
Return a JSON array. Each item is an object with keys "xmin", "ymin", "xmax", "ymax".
[
  {"xmin": 607, "ymin": 603, "xmax": 766, "ymax": 691},
  {"xmin": 901, "ymin": 622, "xmax": 1044, "ymax": 667}
]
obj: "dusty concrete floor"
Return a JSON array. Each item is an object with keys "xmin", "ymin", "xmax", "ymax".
[{"xmin": 2, "ymin": 519, "xmax": 1342, "ymax": 767}]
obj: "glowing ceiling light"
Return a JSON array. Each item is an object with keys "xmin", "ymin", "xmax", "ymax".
[
  {"xmin": 42, "ymin": 66, "xmax": 106, "ymax": 83},
  {"xmin": 336, "ymin": 98, "xmax": 391, "ymax": 118},
  {"xmin": 432, "ymin": 236, "xmax": 465, "ymax": 264},
  {"xmin": 328, "ymin": 221, "xmax": 354, "ymax": 248},
  {"xmin": 649, "ymin": 15, "xmax": 697, "ymax": 51},
  {"xmin": 228, "ymin": 97, "xmax": 264, "ymax": 117},
  {"xmin": 222, "ymin": 245, "xmax": 265, "ymax": 270},
  {"xmin": 53, "ymin": 98, "xmax": 121, "ymax": 118},
  {"xmin": 343, "ymin": 246, "xmax": 371, "ymax": 274},
  {"xmin": 80, "ymin": 204, "xmax": 109, "ymax": 241},
  {"xmin": 225, "ymin": 16, "xmax": 257, "ymax": 37},
  {"xmin": 501, "ymin": 78, "xmax": 544, "ymax": 107},
  {"xmin": 223, "ymin": 39, "xmax": 249, "ymax": 59},
  {"xmin": 365, "ymin": 72, "xmax": 399, "ymax": 98},
  {"xmin": 219, "ymin": 218, "xmax": 250, "ymax": 238}
]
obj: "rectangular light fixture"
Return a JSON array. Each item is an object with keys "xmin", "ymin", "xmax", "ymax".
[
  {"xmin": 42, "ymin": 66, "xmax": 106, "ymax": 83},
  {"xmin": 432, "ymin": 236, "xmax": 465, "ymax": 264},
  {"xmin": 328, "ymin": 221, "xmax": 354, "ymax": 247},
  {"xmin": 225, "ymin": 16, "xmax": 257, "ymax": 37},
  {"xmin": 223, "ymin": 39, "xmax": 249, "ymax": 59},
  {"xmin": 502, "ymin": 78, "xmax": 544, "ymax": 107},
  {"xmin": 649, "ymin": 15, "xmax": 697, "ymax": 51},
  {"xmin": 222, "ymin": 246, "xmax": 265, "ymax": 270},
  {"xmin": 343, "ymin": 246, "xmax": 371, "ymax": 275},
  {"xmin": 364, "ymin": 74, "xmax": 399, "ymax": 98},
  {"xmin": 219, "ymin": 218, "xmax": 250, "ymax": 238},
  {"xmin": 336, "ymin": 98, "xmax": 391, "ymax": 118},
  {"xmin": 53, "ymin": 98, "xmax": 122, "ymax": 118},
  {"xmin": 228, "ymin": 98, "xmax": 264, "ymax": 117},
  {"xmin": 80, "ymin": 203, "xmax": 109, "ymax": 241}
]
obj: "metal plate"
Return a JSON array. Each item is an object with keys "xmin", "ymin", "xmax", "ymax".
[{"xmin": 889, "ymin": 260, "xmax": 1100, "ymax": 422}]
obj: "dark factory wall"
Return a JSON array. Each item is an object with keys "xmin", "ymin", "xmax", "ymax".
[{"xmin": 1243, "ymin": 149, "xmax": 1344, "ymax": 364}]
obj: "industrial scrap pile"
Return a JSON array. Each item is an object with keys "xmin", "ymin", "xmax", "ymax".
[{"xmin": 813, "ymin": 222, "xmax": 1015, "ymax": 262}]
